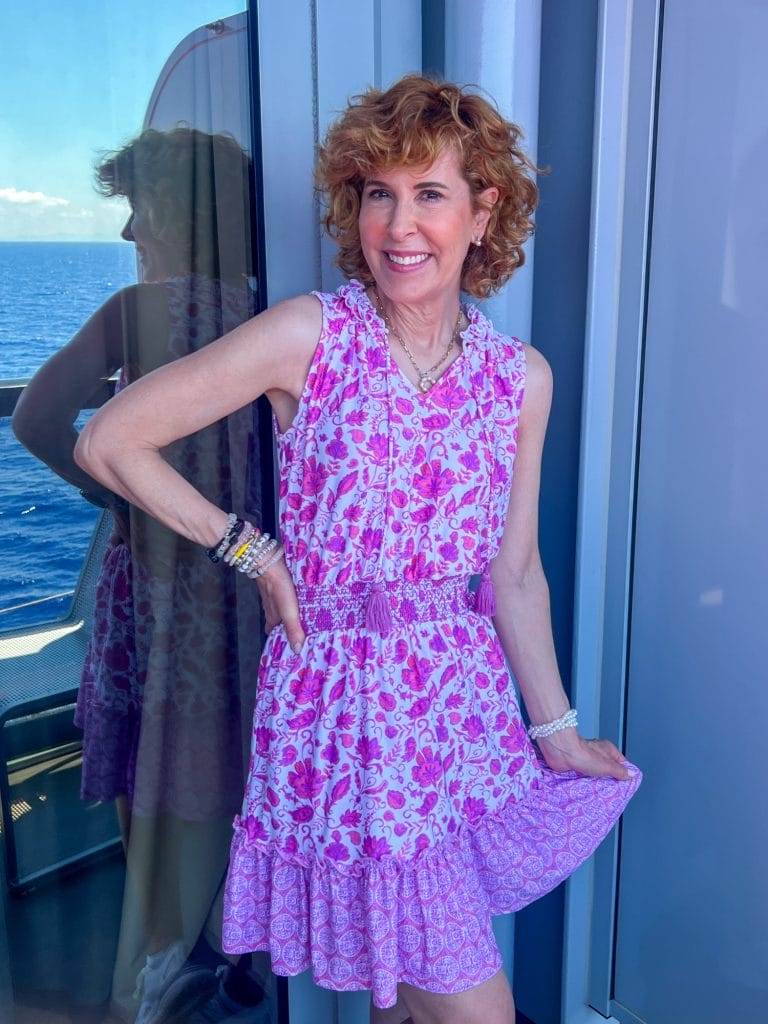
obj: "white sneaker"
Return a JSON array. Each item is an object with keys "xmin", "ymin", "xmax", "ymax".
[{"xmin": 132, "ymin": 941, "xmax": 188, "ymax": 1024}]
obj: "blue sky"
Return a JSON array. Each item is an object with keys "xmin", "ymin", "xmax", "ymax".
[{"xmin": 0, "ymin": 0, "xmax": 241, "ymax": 241}]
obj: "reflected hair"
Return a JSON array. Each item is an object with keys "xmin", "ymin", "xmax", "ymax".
[
  {"xmin": 314, "ymin": 73, "xmax": 545, "ymax": 298},
  {"xmin": 94, "ymin": 126, "xmax": 253, "ymax": 282}
]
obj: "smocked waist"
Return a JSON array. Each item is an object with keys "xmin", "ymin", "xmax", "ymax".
[{"xmin": 294, "ymin": 574, "xmax": 478, "ymax": 634}]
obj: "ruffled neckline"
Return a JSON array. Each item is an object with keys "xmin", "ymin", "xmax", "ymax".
[{"xmin": 339, "ymin": 278, "xmax": 489, "ymax": 396}]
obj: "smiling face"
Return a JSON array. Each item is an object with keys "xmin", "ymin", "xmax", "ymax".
[{"xmin": 358, "ymin": 145, "xmax": 498, "ymax": 305}]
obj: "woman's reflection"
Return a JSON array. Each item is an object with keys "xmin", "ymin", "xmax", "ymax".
[{"xmin": 13, "ymin": 126, "xmax": 272, "ymax": 1023}]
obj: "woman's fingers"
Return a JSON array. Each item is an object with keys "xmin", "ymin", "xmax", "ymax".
[
  {"xmin": 254, "ymin": 560, "xmax": 306, "ymax": 652},
  {"xmin": 597, "ymin": 740, "xmax": 631, "ymax": 779},
  {"xmin": 283, "ymin": 608, "xmax": 306, "ymax": 654},
  {"xmin": 560, "ymin": 738, "xmax": 631, "ymax": 781}
]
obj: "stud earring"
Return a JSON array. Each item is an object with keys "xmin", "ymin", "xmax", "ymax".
[{"xmin": 473, "ymin": 237, "xmax": 482, "ymax": 246}]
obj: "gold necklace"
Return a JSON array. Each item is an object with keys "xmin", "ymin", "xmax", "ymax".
[{"xmin": 373, "ymin": 286, "xmax": 464, "ymax": 393}]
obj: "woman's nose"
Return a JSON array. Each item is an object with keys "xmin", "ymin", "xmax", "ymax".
[
  {"xmin": 120, "ymin": 215, "xmax": 134, "ymax": 242},
  {"xmin": 387, "ymin": 201, "xmax": 417, "ymax": 239}
]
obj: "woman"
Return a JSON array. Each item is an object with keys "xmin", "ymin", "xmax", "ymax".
[{"xmin": 74, "ymin": 75, "xmax": 643, "ymax": 1024}]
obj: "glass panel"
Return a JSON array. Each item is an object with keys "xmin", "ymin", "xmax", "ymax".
[{"xmin": 1, "ymin": 4, "xmax": 278, "ymax": 1022}]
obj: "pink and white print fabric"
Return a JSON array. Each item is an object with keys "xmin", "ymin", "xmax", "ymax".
[{"xmin": 222, "ymin": 279, "xmax": 643, "ymax": 1008}]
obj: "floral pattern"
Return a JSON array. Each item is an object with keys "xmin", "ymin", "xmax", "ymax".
[
  {"xmin": 222, "ymin": 279, "xmax": 643, "ymax": 1008},
  {"xmin": 76, "ymin": 273, "xmax": 262, "ymax": 819}
]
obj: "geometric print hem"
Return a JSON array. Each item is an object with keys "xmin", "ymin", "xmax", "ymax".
[{"xmin": 221, "ymin": 752, "xmax": 643, "ymax": 1009}]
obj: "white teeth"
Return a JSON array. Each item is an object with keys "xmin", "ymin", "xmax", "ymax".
[{"xmin": 387, "ymin": 253, "xmax": 430, "ymax": 265}]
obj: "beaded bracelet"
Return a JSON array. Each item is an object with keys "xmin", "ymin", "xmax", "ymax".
[
  {"xmin": 207, "ymin": 513, "xmax": 244, "ymax": 563},
  {"xmin": 233, "ymin": 528, "xmax": 282, "ymax": 577},
  {"xmin": 527, "ymin": 707, "xmax": 578, "ymax": 741},
  {"xmin": 241, "ymin": 538, "xmax": 275, "ymax": 573},
  {"xmin": 220, "ymin": 521, "xmax": 285, "ymax": 578},
  {"xmin": 209, "ymin": 513, "xmax": 286, "ymax": 579},
  {"xmin": 228, "ymin": 530, "xmax": 273, "ymax": 572},
  {"xmin": 248, "ymin": 544, "xmax": 285, "ymax": 578},
  {"xmin": 225, "ymin": 523, "xmax": 259, "ymax": 566},
  {"xmin": 235, "ymin": 530, "xmax": 271, "ymax": 569},
  {"xmin": 248, "ymin": 538, "xmax": 278, "ymax": 571},
  {"xmin": 241, "ymin": 537, "xmax": 280, "ymax": 575}
]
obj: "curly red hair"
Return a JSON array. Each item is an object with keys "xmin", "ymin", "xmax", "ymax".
[{"xmin": 314, "ymin": 73, "xmax": 543, "ymax": 298}]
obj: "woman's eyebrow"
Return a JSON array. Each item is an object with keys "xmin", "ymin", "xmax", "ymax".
[{"xmin": 366, "ymin": 179, "xmax": 450, "ymax": 190}]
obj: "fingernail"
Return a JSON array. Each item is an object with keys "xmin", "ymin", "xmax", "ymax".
[{"xmin": 292, "ymin": 641, "xmax": 302, "ymax": 654}]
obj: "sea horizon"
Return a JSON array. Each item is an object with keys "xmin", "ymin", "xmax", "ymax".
[{"xmin": 1, "ymin": 240, "xmax": 137, "ymax": 630}]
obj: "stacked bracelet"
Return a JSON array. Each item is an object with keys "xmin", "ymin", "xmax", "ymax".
[
  {"xmin": 527, "ymin": 707, "xmax": 578, "ymax": 741},
  {"xmin": 249, "ymin": 542, "xmax": 284, "ymax": 578},
  {"xmin": 207, "ymin": 513, "xmax": 244, "ymax": 563},
  {"xmin": 209, "ymin": 514, "xmax": 286, "ymax": 579}
]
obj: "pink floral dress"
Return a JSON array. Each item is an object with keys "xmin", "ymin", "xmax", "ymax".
[{"xmin": 222, "ymin": 278, "xmax": 643, "ymax": 1008}]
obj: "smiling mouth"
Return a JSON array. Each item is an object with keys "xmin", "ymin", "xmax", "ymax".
[{"xmin": 385, "ymin": 252, "xmax": 431, "ymax": 266}]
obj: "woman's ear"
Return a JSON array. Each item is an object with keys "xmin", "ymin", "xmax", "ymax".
[{"xmin": 476, "ymin": 186, "xmax": 500, "ymax": 232}]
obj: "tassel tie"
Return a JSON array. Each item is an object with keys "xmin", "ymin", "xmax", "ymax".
[
  {"xmin": 473, "ymin": 563, "xmax": 496, "ymax": 617},
  {"xmin": 364, "ymin": 578, "xmax": 393, "ymax": 636}
]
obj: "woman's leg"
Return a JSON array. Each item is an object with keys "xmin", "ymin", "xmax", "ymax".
[
  {"xmin": 396, "ymin": 967, "xmax": 515, "ymax": 1024},
  {"xmin": 370, "ymin": 991, "xmax": 414, "ymax": 1024}
]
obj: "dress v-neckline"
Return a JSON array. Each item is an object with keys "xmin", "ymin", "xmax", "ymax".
[{"xmin": 358, "ymin": 283, "xmax": 478, "ymax": 399}]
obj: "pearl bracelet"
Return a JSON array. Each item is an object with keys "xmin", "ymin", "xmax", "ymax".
[
  {"xmin": 243, "ymin": 536, "xmax": 278, "ymax": 573},
  {"xmin": 249, "ymin": 544, "xmax": 285, "ymax": 578},
  {"xmin": 527, "ymin": 707, "xmax": 578, "ymax": 741},
  {"xmin": 240, "ymin": 534, "xmax": 274, "ymax": 571}
]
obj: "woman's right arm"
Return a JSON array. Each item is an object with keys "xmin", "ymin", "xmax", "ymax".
[{"xmin": 73, "ymin": 292, "xmax": 322, "ymax": 552}]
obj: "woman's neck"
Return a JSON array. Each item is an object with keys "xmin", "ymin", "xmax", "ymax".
[{"xmin": 367, "ymin": 285, "xmax": 465, "ymax": 357}]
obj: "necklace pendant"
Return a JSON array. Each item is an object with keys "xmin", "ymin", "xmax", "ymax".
[{"xmin": 418, "ymin": 374, "xmax": 435, "ymax": 392}]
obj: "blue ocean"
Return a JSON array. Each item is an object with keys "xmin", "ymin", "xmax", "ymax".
[{"xmin": 0, "ymin": 241, "xmax": 137, "ymax": 631}]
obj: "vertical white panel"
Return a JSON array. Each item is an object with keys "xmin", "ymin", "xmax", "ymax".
[
  {"xmin": 564, "ymin": 1, "xmax": 660, "ymax": 1021},
  {"xmin": 444, "ymin": 0, "xmax": 541, "ymax": 340},
  {"xmin": 257, "ymin": 1, "xmax": 318, "ymax": 302},
  {"xmin": 613, "ymin": 1, "xmax": 768, "ymax": 1019}
]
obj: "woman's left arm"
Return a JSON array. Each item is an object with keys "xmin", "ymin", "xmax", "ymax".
[{"xmin": 490, "ymin": 342, "xmax": 630, "ymax": 781}]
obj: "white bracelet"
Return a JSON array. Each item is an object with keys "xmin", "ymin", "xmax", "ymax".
[
  {"xmin": 213, "ymin": 512, "xmax": 238, "ymax": 559},
  {"xmin": 239, "ymin": 535, "xmax": 275, "ymax": 571},
  {"xmin": 237, "ymin": 532, "xmax": 272, "ymax": 571},
  {"xmin": 528, "ymin": 707, "xmax": 578, "ymax": 740},
  {"xmin": 223, "ymin": 522, "xmax": 256, "ymax": 565},
  {"xmin": 249, "ymin": 545, "xmax": 285, "ymax": 578}
]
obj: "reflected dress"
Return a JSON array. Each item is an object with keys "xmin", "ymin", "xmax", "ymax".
[
  {"xmin": 75, "ymin": 273, "xmax": 260, "ymax": 818},
  {"xmin": 221, "ymin": 278, "xmax": 643, "ymax": 1008}
]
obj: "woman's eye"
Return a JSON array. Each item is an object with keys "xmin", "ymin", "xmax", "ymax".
[{"xmin": 366, "ymin": 189, "xmax": 442, "ymax": 201}]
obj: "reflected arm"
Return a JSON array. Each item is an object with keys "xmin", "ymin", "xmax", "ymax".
[
  {"xmin": 11, "ymin": 287, "xmax": 130, "ymax": 498},
  {"xmin": 72, "ymin": 292, "xmax": 322, "ymax": 549}
]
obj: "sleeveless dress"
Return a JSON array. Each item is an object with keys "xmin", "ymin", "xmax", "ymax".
[
  {"xmin": 221, "ymin": 278, "xmax": 643, "ymax": 1008},
  {"xmin": 75, "ymin": 364, "xmax": 140, "ymax": 802},
  {"xmin": 76, "ymin": 272, "xmax": 261, "ymax": 819}
]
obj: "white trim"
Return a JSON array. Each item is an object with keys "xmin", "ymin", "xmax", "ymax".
[{"xmin": 562, "ymin": 0, "xmax": 657, "ymax": 1020}]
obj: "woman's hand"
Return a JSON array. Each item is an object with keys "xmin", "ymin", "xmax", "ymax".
[
  {"xmin": 108, "ymin": 498, "xmax": 131, "ymax": 547},
  {"xmin": 534, "ymin": 727, "xmax": 631, "ymax": 781},
  {"xmin": 253, "ymin": 557, "xmax": 307, "ymax": 653}
]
